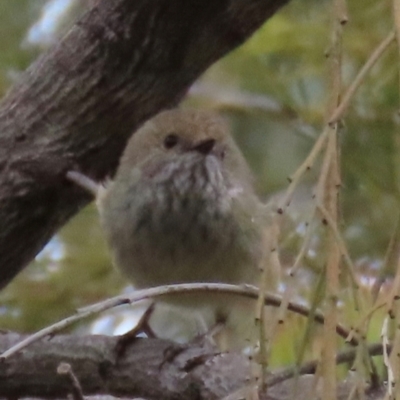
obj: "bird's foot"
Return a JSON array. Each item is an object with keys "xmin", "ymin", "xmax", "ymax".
[{"xmin": 115, "ymin": 302, "xmax": 156, "ymax": 358}]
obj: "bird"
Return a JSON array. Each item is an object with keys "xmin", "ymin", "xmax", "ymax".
[{"xmin": 69, "ymin": 108, "xmax": 275, "ymax": 349}]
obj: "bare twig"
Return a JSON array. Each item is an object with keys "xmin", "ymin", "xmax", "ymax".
[
  {"xmin": 267, "ymin": 342, "xmax": 386, "ymax": 387},
  {"xmin": 328, "ymin": 30, "xmax": 395, "ymax": 125},
  {"xmin": 372, "ymin": 213, "xmax": 400, "ymax": 302},
  {"xmin": 277, "ymin": 218, "xmax": 316, "ymax": 324},
  {"xmin": 0, "ymin": 282, "xmax": 356, "ymax": 360},
  {"xmin": 317, "ymin": 202, "xmax": 361, "ymax": 310},
  {"xmin": 336, "ymin": 0, "xmax": 349, "ymax": 24},
  {"xmin": 277, "ymin": 128, "xmax": 329, "ymax": 214},
  {"xmin": 393, "ymin": 0, "xmax": 400, "ymax": 103},
  {"xmin": 320, "ymin": 2, "xmax": 346, "ymax": 398},
  {"xmin": 57, "ymin": 362, "xmax": 85, "ymax": 400},
  {"xmin": 381, "ymin": 317, "xmax": 393, "ymax": 398},
  {"xmin": 66, "ymin": 171, "xmax": 100, "ymax": 197},
  {"xmin": 278, "ymin": 30, "xmax": 396, "ymax": 218}
]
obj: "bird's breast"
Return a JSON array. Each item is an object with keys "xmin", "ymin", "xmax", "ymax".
[{"xmin": 102, "ymin": 154, "xmax": 262, "ymax": 288}]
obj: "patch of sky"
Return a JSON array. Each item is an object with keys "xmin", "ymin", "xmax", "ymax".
[
  {"xmin": 35, "ymin": 236, "xmax": 65, "ymax": 263},
  {"xmin": 25, "ymin": 0, "xmax": 77, "ymax": 47}
]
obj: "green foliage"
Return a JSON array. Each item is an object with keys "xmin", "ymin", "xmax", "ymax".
[{"xmin": 0, "ymin": 1, "xmax": 44, "ymax": 94}]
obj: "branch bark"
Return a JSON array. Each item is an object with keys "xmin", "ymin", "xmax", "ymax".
[
  {"xmin": 0, "ymin": 0, "xmax": 289, "ymax": 288},
  {"xmin": 0, "ymin": 333, "xmax": 385, "ymax": 400}
]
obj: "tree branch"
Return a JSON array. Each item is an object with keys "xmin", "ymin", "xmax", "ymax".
[
  {"xmin": 0, "ymin": 332, "xmax": 256, "ymax": 399},
  {"xmin": 0, "ymin": 333, "xmax": 386, "ymax": 400},
  {"xmin": 0, "ymin": 0, "xmax": 289, "ymax": 288}
]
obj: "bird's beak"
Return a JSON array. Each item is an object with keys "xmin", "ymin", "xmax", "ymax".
[{"xmin": 191, "ymin": 138, "xmax": 216, "ymax": 155}]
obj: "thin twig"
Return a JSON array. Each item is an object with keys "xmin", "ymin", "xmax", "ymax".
[
  {"xmin": 348, "ymin": 300, "xmax": 386, "ymax": 344},
  {"xmin": 277, "ymin": 128, "xmax": 329, "ymax": 214},
  {"xmin": 66, "ymin": 171, "xmax": 100, "ymax": 197},
  {"xmin": 57, "ymin": 363, "xmax": 85, "ymax": 400},
  {"xmin": 317, "ymin": 202, "xmax": 361, "ymax": 310},
  {"xmin": 372, "ymin": 212, "xmax": 400, "ymax": 302},
  {"xmin": 0, "ymin": 282, "xmax": 356, "ymax": 359},
  {"xmin": 328, "ymin": 30, "xmax": 396, "ymax": 125},
  {"xmin": 277, "ymin": 218, "xmax": 316, "ymax": 324},
  {"xmin": 381, "ymin": 317, "xmax": 393, "ymax": 398},
  {"xmin": 278, "ymin": 31, "xmax": 395, "ymax": 216},
  {"xmin": 267, "ymin": 342, "xmax": 386, "ymax": 387},
  {"xmin": 336, "ymin": 0, "xmax": 349, "ymax": 24},
  {"xmin": 386, "ymin": 256, "xmax": 400, "ymax": 318},
  {"xmin": 393, "ymin": 0, "xmax": 400, "ymax": 100},
  {"xmin": 320, "ymin": 1, "xmax": 345, "ymax": 397}
]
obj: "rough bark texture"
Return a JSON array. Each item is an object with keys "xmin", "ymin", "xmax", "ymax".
[
  {"xmin": 0, "ymin": 333, "xmax": 385, "ymax": 400},
  {"xmin": 0, "ymin": 0, "xmax": 290, "ymax": 288}
]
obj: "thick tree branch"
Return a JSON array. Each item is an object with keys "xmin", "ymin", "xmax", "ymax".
[
  {"xmin": 0, "ymin": 332, "xmax": 259, "ymax": 399},
  {"xmin": 0, "ymin": 0, "xmax": 289, "ymax": 288},
  {"xmin": 0, "ymin": 333, "xmax": 386, "ymax": 400}
]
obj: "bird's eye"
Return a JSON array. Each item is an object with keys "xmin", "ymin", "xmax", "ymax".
[{"xmin": 164, "ymin": 133, "xmax": 179, "ymax": 149}]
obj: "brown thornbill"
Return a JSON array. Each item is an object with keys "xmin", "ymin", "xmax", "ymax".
[{"xmin": 70, "ymin": 109, "xmax": 275, "ymax": 349}]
